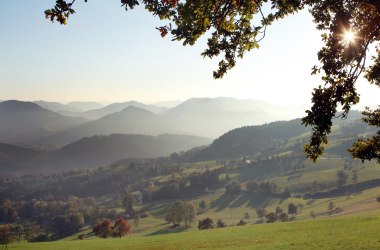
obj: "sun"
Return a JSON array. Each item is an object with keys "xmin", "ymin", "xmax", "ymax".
[{"xmin": 343, "ymin": 30, "xmax": 356, "ymax": 44}]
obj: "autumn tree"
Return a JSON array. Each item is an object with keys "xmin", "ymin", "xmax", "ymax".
[
  {"xmin": 46, "ymin": 0, "xmax": 380, "ymax": 163},
  {"xmin": 93, "ymin": 219, "xmax": 113, "ymax": 238},
  {"xmin": 113, "ymin": 218, "xmax": 131, "ymax": 238}
]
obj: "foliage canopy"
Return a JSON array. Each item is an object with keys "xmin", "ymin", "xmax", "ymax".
[{"xmin": 45, "ymin": 0, "xmax": 380, "ymax": 162}]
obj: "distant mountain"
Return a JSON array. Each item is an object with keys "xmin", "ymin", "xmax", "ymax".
[
  {"xmin": 54, "ymin": 134, "xmax": 212, "ymax": 169},
  {"xmin": 162, "ymin": 97, "xmax": 291, "ymax": 137},
  {"xmin": 152, "ymin": 100, "xmax": 183, "ymax": 108},
  {"xmin": 34, "ymin": 100, "xmax": 104, "ymax": 113},
  {"xmin": 40, "ymin": 97, "xmax": 312, "ymax": 145},
  {"xmin": 0, "ymin": 133, "xmax": 211, "ymax": 174},
  {"xmin": 0, "ymin": 100, "xmax": 87, "ymax": 144},
  {"xmin": 79, "ymin": 101, "xmax": 168, "ymax": 119},
  {"xmin": 34, "ymin": 100, "xmax": 81, "ymax": 113},
  {"xmin": 39, "ymin": 106, "xmax": 181, "ymax": 146},
  {"xmin": 65, "ymin": 101, "xmax": 104, "ymax": 112}
]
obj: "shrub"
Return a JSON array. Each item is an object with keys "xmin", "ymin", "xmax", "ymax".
[
  {"xmin": 198, "ymin": 218, "xmax": 214, "ymax": 230},
  {"xmin": 30, "ymin": 233, "xmax": 49, "ymax": 242},
  {"xmin": 237, "ymin": 219, "xmax": 247, "ymax": 226},
  {"xmin": 279, "ymin": 213, "xmax": 289, "ymax": 222},
  {"xmin": 216, "ymin": 219, "xmax": 226, "ymax": 228},
  {"xmin": 266, "ymin": 212, "xmax": 277, "ymax": 223}
]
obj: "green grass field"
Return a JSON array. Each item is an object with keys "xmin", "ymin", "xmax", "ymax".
[{"xmin": 9, "ymin": 216, "xmax": 380, "ymax": 249}]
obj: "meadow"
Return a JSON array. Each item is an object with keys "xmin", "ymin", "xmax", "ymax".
[{"xmin": 9, "ymin": 215, "xmax": 380, "ymax": 250}]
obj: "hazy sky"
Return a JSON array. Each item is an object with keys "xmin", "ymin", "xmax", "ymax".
[{"xmin": 0, "ymin": 1, "xmax": 378, "ymax": 110}]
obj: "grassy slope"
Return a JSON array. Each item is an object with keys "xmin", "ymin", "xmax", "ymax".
[{"xmin": 9, "ymin": 215, "xmax": 380, "ymax": 249}]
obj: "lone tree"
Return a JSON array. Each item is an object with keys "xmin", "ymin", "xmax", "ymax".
[
  {"xmin": 243, "ymin": 212, "xmax": 251, "ymax": 222},
  {"xmin": 256, "ymin": 209, "xmax": 267, "ymax": 223},
  {"xmin": 0, "ymin": 225, "xmax": 12, "ymax": 250},
  {"xmin": 288, "ymin": 203, "xmax": 298, "ymax": 218},
  {"xmin": 336, "ymin": 170, "xmax": 348, "ymax": 188},
  {"xmin": 46, "ymin": 0, "xmax": 380, "ymax": 163},
  {"xmin": 351, "ymin": 170, "xmax": 359, "ymax": 184},
  {"xmin": 121, "ymin": 190, "xmax": 134, "ymax": 216},
  {"xmin": 310, "ymin": 210, "xmax": 317, "ymax": 220},
  {"xmin": 134, "ymin": 214, "xmax": 140, "ymax": 231},
  {"xmin": 166, "ymin": 201, "xmax": 196, "ymax": 228},
  {"xmin": 328, "ymin": 202, "xmax": 336, "ymax": 215}
]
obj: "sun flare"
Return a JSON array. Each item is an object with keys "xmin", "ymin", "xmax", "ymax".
[{"xmin": 343, "ymin": 30, "xmax": 356, "ymax": 44}]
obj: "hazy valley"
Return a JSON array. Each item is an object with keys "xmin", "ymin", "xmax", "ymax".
[{"xmin": 1, "ymin": 96, "xmax": 379, "ymax": 250}]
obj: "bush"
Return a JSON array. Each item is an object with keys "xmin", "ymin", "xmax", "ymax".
[
  {"xmin": 139, "ymin": 211, "xmax": 150, "ymax": 218},
  {"xmin": 30, "ymin": 233, "xmax": 49, "ymax": 242},
  {"xmin": 266, "ymin": 212, "xmax": 277, "ymax": 223},
  {"xmin": 376, "ymin": 196, "xmax": 380, "ymax": 202},
  {"xmin": 237, "ymin": 219, "xmax": 247, "ymax": 226},
  {"xmin": 78, "ymin": 234, "xmax": 85, "ymax": 240},
  {"xmin": 279, "ymin": 213, "xmax": 289, "ymax": 222},
  {"xmin": 198, "ymin": 218, "xmax": 214, "ymax": 230},
  {"xmin": 216, "ymin": 219, "xmax": 226, "ymax": 228}
]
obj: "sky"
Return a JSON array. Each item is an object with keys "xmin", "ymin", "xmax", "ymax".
[{"xmin": 0, "ymin": 1, "xmax": 379, "ymax": 111}]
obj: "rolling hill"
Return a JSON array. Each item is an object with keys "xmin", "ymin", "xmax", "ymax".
[
  {"xmin": 0, "ymin": 143, "xmax": 51, "ymax": 175},
  {"xmin": 189, "ymin": 119, "xmax": 310, "ymax": 161},
  {"xmin": 54, "ymin": 134, "xmax": 212, "ymax": 169},
  {"xmin": 0, "ymin": 100, "xmax": 87, "ymax": 144},
  {"xmin": 39, "ymin": 106, "xmax": 181, "ymax": 146},
  {"xmin": 0, "ymin": 133, "xmax": 212, "ymax": 174}
]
